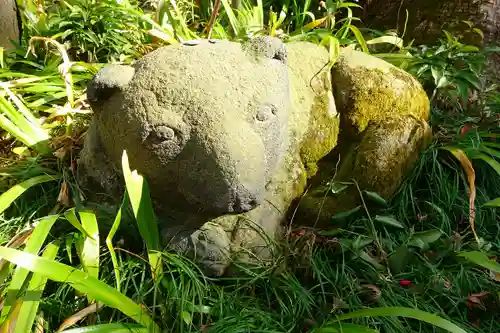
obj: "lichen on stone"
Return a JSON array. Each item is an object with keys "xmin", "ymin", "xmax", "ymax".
[{"xmin": 332, "ymin": 48, "xmax": 430, "ymax": 136}]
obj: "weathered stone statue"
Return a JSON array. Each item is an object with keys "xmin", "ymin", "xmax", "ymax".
[
  {"xmin": 0, "ymin": 0, "xmax": 20, "ymax": 50},
  {"xmin": 77, "ymin": 37, "xmax": 431, "ymax": 276}
]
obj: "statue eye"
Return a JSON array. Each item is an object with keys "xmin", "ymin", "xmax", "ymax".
[
  {"xmin": 155, "ymin": 126, "xmax": 176, "ymax": 141},
  {"xmin": 256, "ymin": 104, "xmax": 278, "ymax": 122},
  {"xmin": 147, "ymin": 125, "xmax": 178, "ymax": 144}
]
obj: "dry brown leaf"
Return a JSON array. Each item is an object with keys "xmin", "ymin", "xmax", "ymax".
[
  {"xmin": 0, "ymin": 228, "xmax": 34, "ymax": 271},
  {"xmin": 361, "ymin": 284, "xmax": 381, "ymax": 302},
  {"xmin": 56, "ymin": 302, "xmax": 104, "ymax": 332},
  {"xmin": 56, "ymin": 182, "xmax": 70, "ymax": 207},
  {"xmin": 489, "ymin": 270, "xmax": 500, "ymax": 282},
  {"xmin": 34, "ymin": 313, "xmax": 45, "ymax": 333},
  {"xmin": 444, "ymin": 147, "xmax": 478, "ymax": 243},
  {"xmin": 0, "ymin": 299, "xmax": 23, "ymax": 333},
  {"xmin": 467, "ymin": 291, "xmax": 489, "ymax": 311}
]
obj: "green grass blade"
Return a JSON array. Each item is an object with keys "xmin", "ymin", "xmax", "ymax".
[
  {"xmin": 348, "ymin": 25, "xmax": 369, "ymax": 53},
  {"xmin": 106, "ymin": 191, "xmax": 129, "ymax": 292},
  {"xmin": 0, "ymin": 246, "xmax": 160, "ymax": 332},
  {"xmin": 469, "ymin": 152, "xmax": 500, "ymax": 176},
  {"xmin": 1, "ymin": 215, "xmax": 59, "ymax": 321},
  {"xmin": 64, "ymin": 208, "xmax": 94, "ymax": 239},
  {"xmin": 121, "ymin": 150, "xmax": 163, "ymax": 281},
  {"xmin": 220, "ymin": 0, "xmax": 240, "ymax": 37},
  {"xmin": 2, "ymin": 87, "xmax": 41, "ymax": 125},
  {"xmin": 0, "ymin": 174, "xmax": 60, "ymax": 214},
  {"xmin": 315, "ymin": 322, "xmax": 377, "ymax": 333},
  {"xmin": 483, "ymin": 197, "xmax": 500, "ymax": 207},
  {"xmin": 14, "ymin": 241, "xmax": 60, "ymax": 333},
  {"xmin": 75, "ymin": 210, "xmax": 100, "ymax": 281},
  {"xmin": 366, "ymin": 36, "xmax": 404, "ymax": 48},
  {"xmin": 60, "ymin": 323, "xmax": 149, "ymax": 332},
  {"xmin": 0, "ymin": 112, "xmax": 37, "ymax": 148},
  {"xmin": 458, "ymin": 251, "xmax": 500, "ymax": 273},
  {"xmin": 335, "ymin": 307, "xmax": 467, "ymax": 333}
]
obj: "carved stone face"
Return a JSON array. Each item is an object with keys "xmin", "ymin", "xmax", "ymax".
[{"xmin": 86, "ymin": 37, "xmax": 291, "ymax": 214}]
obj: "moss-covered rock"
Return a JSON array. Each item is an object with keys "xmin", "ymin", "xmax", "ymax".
[
  {"xmin": 78, "ymin": 42, "xmax": 431, "ymax": 275},
  {"xmin": 332, "ymin": 47, "xmax": 430, "ymax": 135},
  {"xmin": 293, "ymin": 48, "xmax": 432, "ymax": 227}
]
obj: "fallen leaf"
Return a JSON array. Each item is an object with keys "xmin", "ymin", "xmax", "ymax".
[
  {"xmin": 56, "ymin": 302, "xmax": 104, "ymax": 331},
  {"xmin": 442, "ymin": 147, "xmax": 478, "ymax": 243},
  {"xmin": 361, "ymin": 284, "xmax": 381, "ymax": 302},
  {"xmin": 0, "ymin": 228, "xmax": 34, "ymax": 271},
  {"xmin": 56, "ymin": 182, "xmax": 70, "ymax": 207},
  {"xmin": 489, "ymin": 270, "xmax": 500, "ymax": 282},
  {"xmin": 467, "ymin": 292, "xmax": 489, "ymax": 311},
  {"xmin": 34, "ymin": 313, "xmax": 44, "ymax": 333},
  {"xmin": 444, "ymin": 279, "xmax": 452, "ymax": 290}
]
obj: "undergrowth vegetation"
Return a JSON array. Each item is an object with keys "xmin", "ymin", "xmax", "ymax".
[{"xmin": 0, "ymin": 0, "xmax": 499, "ymax": 332}]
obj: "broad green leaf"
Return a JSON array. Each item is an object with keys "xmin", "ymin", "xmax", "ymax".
[
  {"xmin": 388, "ymin": 245, "xmax": 414, "ymax": 274},
  {"xmin": 1, "ymin": 215, "xmax": 59, "ymax": 319},
  {"xmin": 61, "ymin": 323, "xmax": 149, "ymax": 332},
  {"xmin": 0, "ymin": 246, "xmax": 160, "ymax": 332},
  {"xmin": 64, "ymin": 208, "xmax": 93, "ymax": 239},
  {"xmin": 483, "ymin": 197, "xmax": 500, "ymax": 207},
  {"xmin": 362, "ymin": 191, "xmax": 389, "ymax": 208},
  {"xmin": 357, "ymin": 250, "xmax": 384, "ymax": 271},
  {"xmin": 14, "ymin": 241, "xmax": 60, "ymax": 333},
  {"xmin": 106, "ymin": 191, "xmax": 129, "ymax": 292},
  {"xmin": 408, "ymin": 229, "xmax": 443, "ymax": 250},
  {"xmin": 181, "ymin": 311, "xmax": 192, "ymax": 325},
  {"xmin": 458, "ymin": 251, "xmax": 500, "ymax": 273},
  {"xmin": 469, "ymin": 152, "xmax": 500, "ymax": 176},
  {"xmin": 336, "ymin": 307, "xmax": 467, "ymax": 333},
  {"xmin": 332, "ymin": 206, "xmax": 362, "ymax": 224},
  {"xmin": 349, "ymin": 25, "xmax": 369, "ymax": 53},
  {"xmin": 121, "ymin": 151, "xmax": 162, "ymax": 281},
  {"xmin": 366, "ymin": 36, "xmax": 404, "ymax": 48},
  {"xmin": 481, "ymin": 146, "xmax": 500, "ymax": 159},
  {"xmin": 374, "ymin": 215, "xmax": 405, "ymax": 229},
  {"xmin": 0, "ymin": 174, "xmax": 60, "ymax": 214},
  {"xmin": 66, "ymin": 235, "xmax": 74, "ymax": 264},
  {"xmin": 352, "ymin": 236, "xmax": 374, "ymax": 250},
  {"xmin": 75, "ymin": 210, "xmax": 100, "ymax": 302}
]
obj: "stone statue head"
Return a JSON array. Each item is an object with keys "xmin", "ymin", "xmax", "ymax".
[{"xmin": 84, "ymin": 37, "xmax": 291, "ymax": 215}]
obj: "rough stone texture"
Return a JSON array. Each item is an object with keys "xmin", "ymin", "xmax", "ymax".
[
  {"xmin": 357, "ymin": 0, "xmax": 500, "ymax": 80},
  {"xmin": 0, "ymin": 0, "xmax": 20, "ymax": 50},
  {"xmin": 79, "ymin": 37, "xmax": 291, "ymax": 216},
  {"xmin": 292, "ymin": 47, "xmax": 432, "ymax": 227},
  {"xmin": 78, "ymin": 39, "xmax": 430, "ymax": 275}
]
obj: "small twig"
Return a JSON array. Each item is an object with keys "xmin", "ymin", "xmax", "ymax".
[{"xmin": 204, "ymin": 0, "xmax": 222, "ymax": 39}]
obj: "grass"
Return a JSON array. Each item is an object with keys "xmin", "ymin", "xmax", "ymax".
[{"xmin": 0, "ymin": 0, "xmax": 499, "ymax": 332}]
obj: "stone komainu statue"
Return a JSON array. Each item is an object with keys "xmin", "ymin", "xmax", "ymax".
[{"xmin": 78, "ymin": 37, "xmax": 431, "ymax": 276}]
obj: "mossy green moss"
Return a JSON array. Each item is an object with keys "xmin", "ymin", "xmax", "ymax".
[
  {"xmin": 299, "ymin": 93, "xmax": 340, "ymax": 177},
  {"xmin": 332, "ymin": 48, "xmax": 430, "ymax": 136}
]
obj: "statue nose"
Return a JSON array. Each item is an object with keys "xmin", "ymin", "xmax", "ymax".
[{"xmin": 231, "ymin": 191, "xmax": 262, "ymax": 213}]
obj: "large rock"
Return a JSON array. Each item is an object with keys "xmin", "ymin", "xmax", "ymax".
[
  {"xmin": 77, "ymin": 38, "xmax": 430, "ymax": 275},
  {"xmin": 0, "ymin": 0, "xmax": 20, "ymax": 50},
  {"xmin": 292, "ymin": 47, "xmax": 432, "ymax": 227}
]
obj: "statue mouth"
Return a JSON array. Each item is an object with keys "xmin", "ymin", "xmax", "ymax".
[{"xmin": 230, "ymin": 196, "xmax": 261, "ymax": 213}]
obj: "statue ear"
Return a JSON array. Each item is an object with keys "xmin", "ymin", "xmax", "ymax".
[
  {"xmin": 86, "ymin": 65, "xmax": 135, "ymax": 107},
  {"xmin": 244, "ymin": 36, "xmax": 288, "ymax": 64}
]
